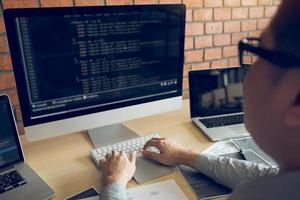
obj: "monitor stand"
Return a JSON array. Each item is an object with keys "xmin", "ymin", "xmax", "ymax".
[{"xmin": 88, "ymin": 124, "xmax": 140, "ymax": 148}]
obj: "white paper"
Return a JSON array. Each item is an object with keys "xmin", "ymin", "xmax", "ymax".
[{"xmin": 127, "ymin": 180, "xmax": 188, "ymax": 200}]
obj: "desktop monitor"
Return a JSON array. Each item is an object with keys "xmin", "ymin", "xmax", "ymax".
[{"xmin": 4, "ymin": 5, "xmax": 186, "ymax": 144}]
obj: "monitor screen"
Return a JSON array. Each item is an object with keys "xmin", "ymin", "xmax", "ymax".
[
  {"xmin": 189, "ymin": 67, "xmax": 249, "ymax": 117},
  {"xmin": 5, "ymin": 5, "xmax": 185, "ymax": 126},
  {"xmin": 0, "ymin": 96, "xmax": 23, "ymax": 167}
]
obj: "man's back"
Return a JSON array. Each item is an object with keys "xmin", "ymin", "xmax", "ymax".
[{"xmin": 230, "ymin": 171, "xmax": 300, "ymax": 200}]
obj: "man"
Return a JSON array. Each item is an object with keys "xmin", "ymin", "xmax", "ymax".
[{"xmin": 99, "ymin": 1, "xmax": 300, "ymax": 199}]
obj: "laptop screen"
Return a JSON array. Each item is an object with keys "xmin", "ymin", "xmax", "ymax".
[
  {"xmin": 189, "ymin": 67, "xmax": 249, "ymax": 118},
  {"xmin": 0, "ymin": 96, "xmax": 23, "ymax": 168}
]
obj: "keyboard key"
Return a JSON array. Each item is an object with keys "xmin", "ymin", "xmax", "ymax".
[
  {"xmin": 199, "ymin": 114, "xmax": 244, "ymax": 128},
  {"xmin": 0, "ymin": 170, "xmax": 27, "ymax": 194},
  {"xmin": 90, "ymin": 134, "xmax": 160, "ymax": 168}
]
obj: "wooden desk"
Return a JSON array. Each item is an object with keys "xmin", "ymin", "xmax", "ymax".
[{"xmin": 20, "ymin": 100, "xmax": 224, "ymax": 200}]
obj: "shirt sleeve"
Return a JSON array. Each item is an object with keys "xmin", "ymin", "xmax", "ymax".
[
  {"xmin": 194, "ymin": 153, "xmax": 279, "ymax": 190},
  {"xmin": 99, "ymin": 183, "xmax": 127, "ymax": 200}
]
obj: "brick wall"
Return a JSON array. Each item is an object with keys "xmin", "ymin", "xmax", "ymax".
[{"xmin": 0, "ymin": 0, "xmax": 279, "ymax": 135}]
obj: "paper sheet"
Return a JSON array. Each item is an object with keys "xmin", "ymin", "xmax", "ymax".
[{"xmin": 127, "ymin": 180, "xmax": 188, "ymax": 200}]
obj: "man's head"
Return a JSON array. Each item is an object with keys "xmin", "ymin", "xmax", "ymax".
[{"xmin": 243, "ymin": 0, "xmax": 300, "ymax": 170}]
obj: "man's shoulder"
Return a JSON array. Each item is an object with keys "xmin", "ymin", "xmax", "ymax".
[{"xmin": 229, "ymin": 170, "xmax": 300, "ymax": 200}]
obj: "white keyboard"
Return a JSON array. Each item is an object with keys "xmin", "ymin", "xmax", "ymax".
[{"xmin": 90, "ymin": 134, "xmax": 160, "ymax": 168}]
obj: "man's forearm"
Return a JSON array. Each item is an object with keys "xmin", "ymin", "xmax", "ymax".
[
  {"xmin": 176, "ymin": 149, "xmax": 199, "ymax": 168},
  {"xmin": 99, "ymin": 183, "xmax": 127, "ymax": 200},
  {"xmin": 193, "ymin": 153, "xmax": 279, "ymax": 189}
]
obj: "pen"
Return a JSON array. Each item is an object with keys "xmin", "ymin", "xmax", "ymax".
[
  {"xmin": 231, "ymin": 140, "xmax": 246, "ymax": 160},
  {"xmin": 239, "ymin": 149, "xmax": 246, "ymax": 160}
]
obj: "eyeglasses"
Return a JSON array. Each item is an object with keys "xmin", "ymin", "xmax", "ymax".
[{"xmin": 238, "ymin": 37, "xmax": 300, "ymax": 69}]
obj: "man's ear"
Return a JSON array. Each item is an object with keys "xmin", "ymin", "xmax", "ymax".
[{"xmin": 285, "ymin": 94, "xmax": 300, "ymax": 127}]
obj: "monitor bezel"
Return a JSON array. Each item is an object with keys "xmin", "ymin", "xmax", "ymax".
[{"xmin": 4, "ymin": 4, "xmax": 186, "ymax": 127}]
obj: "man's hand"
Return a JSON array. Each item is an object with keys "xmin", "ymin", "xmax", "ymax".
[
  {"xmin": 142, "ymin": 138, "xmax": 198, "ymax": 168},
  {"xmin": 100, "ymin": 150, "xmax": 136, "ymax": 187}
]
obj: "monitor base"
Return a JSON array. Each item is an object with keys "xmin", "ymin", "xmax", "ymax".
[{"xmin": 88, "ymin": 124, "xmax": 140, "ymax": 148}]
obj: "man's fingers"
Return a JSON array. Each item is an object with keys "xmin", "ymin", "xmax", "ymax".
[
  {"xmin": 120, "ymin": 151, "xmax": 126, "ymax": 156},
  {"xmin": 99, "ymin": 159, "xmax": 104, "ymax": 164},
  {"xmin": 142, "ymin": 150, "xmax": 161, "ymax": 162},
  {"xmin": 143, "ymin": 139, "xmax": 163, "ymax": 151},
  {"xmin": 99, "ymin": 159, "xmax": 107, "ymax": 169},
  {"xmin": 105, "ymin": 153, "xmax": 111, "ymax": 159},
  {"xmin": 129, "ymin": 151, "xmax": 137, "ymax": 164},
  {"xmin": 150, "ymin": 137, "xmax": 164, "ymax": 141}
]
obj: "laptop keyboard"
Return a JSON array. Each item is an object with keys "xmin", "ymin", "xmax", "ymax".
[
  {"xmin": 199, "ymin": 114, "xmax": 244, "ymax": 128},
  {"xmin": 0, "ymin": 170, "xmax": 27, "ymax": 194}
]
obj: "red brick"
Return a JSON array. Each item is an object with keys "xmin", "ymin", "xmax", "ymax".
[
  {"xmin": 195, "ymin": 35, "xmax": 213, "ymax": 48},
  {"xmin": 185, "ymin": 37, "xmax": 194, "ymax": 50},
  {"xmin": 249, "ymin": 7, "xmax": 264, "ymax": 18},
  {"xmin": 17, "ymin": 122, "xmax": 25, "ymax": 135},
  {"xmin": 75, "ymin": 0, "xmax": 105, "ymax": 6},
  {"xmin": 0, "ymin": 37, "xmax": 9, "ymax": 53},
  {"xmin": 214, "ymin": 34, "xmax": 231, "ymax": 46},
  {"xmin": 183, "ymin": 64, "xmax": 191, "ymax": 76},
  {"xmin": 194, "ymin": 9, "xmax": 213, "ymax": 21},
  {"xmin": 183, "ymin": 0, "xmax": 203, "ymax": 8},
  {"xmin": 211, "ymin": 59, "xmax": 228, "ymax": 68},
  {"xmin": 0, "ymin": 16, "xmax": 6, "ymax": 33},
  {"xmin": 106, "ymin": 0, "xmax": 133, "ymax": 5},
  {"xmin": 243, "ymin": 55, "xmax": 253, "ymax": 64},
  {"xmin": 204, "ymin": 0, "xmax": 222, "ymax": 7},
  {"xmin": 2, "ymin": 0, "xmax": 37, "ymax": 8},
  {"xmin": 0, "ymin": 54, "xmax": 12, "ymax": 70},
  {"xmin": 186, "ymin": 9, "xmax": 193, "ymax": 22},
  {"xmin": 223, "ymin": 46, "xmax": 238, "ymax": 57},
  {"xmin": 248, "ymin": 30, "xmax": 262, "ymax": 37},
  {"xmin": 229, "ymin": 57, "xmax": 240, "ymax": 66},
  {"xmin": 232, "ymin": 8, "xmax": 248, "ymax": 19},
  {"xmin": 214, "ymin": 8, "xmax": 231, "ymax": 20},
  {"xmin": 3, "ymin": 90, "xmax": 20, "ymax": 106},
  {"xmin": 242, "ymin": 0, "xmax": 257, "ymax": 6},
  {"xmin": 204, "ymin": 48, "xmax": 222, "ymax": 60},
  {"xmin": 185, "ymin": 23, "xmax": 204, "ymax": 36},
  {"xmin": 192, "ymin": 62, "xmax": 210, "ymax": 70},
  {"xmin": 232, "ymin": 32, "xmax": 248, "ymax": 45},
  {"xmin": 40, "ymin": 0, "xmax": 73, "ymax": 7},
  {"xmin": 159, "ymin": 0, "xmax": 181, "ymax": 3},
  {"xmin": 257, "ymin": 18, "xmax": 270, "ymax": 29},
  {"xmin": 7, "ymin": 89, "xmax": 20, "ymax": 106},
  {"xmin": 224, "ymin": 0, "xmax": 240, "ymax": 7},
  {"xmin": 183, "ymin": 78, "xmax": 189, "ymax": 89},
  {"xmin": 15, "ymin": 107, "xmax": 23, "ymax": 121},
  {"xmin": 265, "ymin": 6, "xmax": 278, "ymax": 17},
  {"xmin": 0, "ymin": 73, "xmax": 16, "ymax": 90},
  {"xmin": 205, "ymin": 22, "xmax": 223, "ymax": 34},
  {"xmin": 185, "ymin": 50, "xmax": 203, "ymax": 63},
  {"xmin": 273, "ymin": 0, "xmax": 281, "ymax": 6},
  {"xmin": 224, "ymin": 21, "xmax": 240, "ymax": 33},
  {"xmin": 242, "ymin": 20, "xmax": 257, "ymax": 31},
  {"xmin": 258, "ymin": 0, "xmax": 272, "ymax": 5}
]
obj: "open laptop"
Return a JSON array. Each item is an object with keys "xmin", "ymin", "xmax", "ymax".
[
  {"xmin": 0, "ymin": 95, "xmax": 54, "ymax": 199},
  {"xmin": 189, "ymin": 67, "xmax": 250, "ymax": 141}
]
